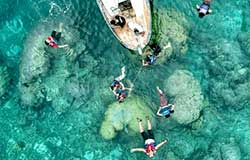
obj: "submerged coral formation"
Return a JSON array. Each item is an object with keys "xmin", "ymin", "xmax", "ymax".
[
  {"xmin": 100, "ymin": 96, "xmax": 154, "ymax": 140},
  {"xmin": 165, "ymin": 70, "xmax": 204, "ymax": 124},
  {"xmin": 147, "ymin": 8, "xmax": 189, "ymax": 64},
  {"xmin": 0, "ymin": 65, "xmax": 10, "ymax": 98}
]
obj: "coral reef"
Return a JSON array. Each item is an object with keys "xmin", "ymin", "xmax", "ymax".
[
  {"xmin": 202, "ymin": 40, "xmax": 250, "ymax": 110},
  {"xmin": 100, "ymin": 96, "xmax": 154, "ymax": 140},
  {"xmin": 164, "ymin": 70, "xmax": 204, "ymax": 124},
  {"xmin": 0, "ymin": 65, "xmax": 10, "ymax": 97},
  {"xmin": 149, "ymin": 8, "xmax": 189, "ymax": 64}
]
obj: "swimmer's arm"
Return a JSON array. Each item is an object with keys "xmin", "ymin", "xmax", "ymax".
[
  {"xmin": 130, "ymin": 148, "xmax": 146, "ymax": 153},
  {"xmin": 155, "ymin": 139, "xmax": 168, "ymax": 150},
  {"xmin": 196, "ymin": 5, "xmax": 200, "ymax": 10},
  {"xmin": 142, "ymin": 60, "xmax": 149, "ymax": 66},
  {"xmin": 156, "ymin": 107, "xmax": 163, "ymax": 116},
  {"xmin": 120, "ymin": 83, "xmax": 125, "ymax": 89},
  {"xmin": 115, "ymin": 67, "xmax": 126, "ymax": 81},
  {"xmin": 112, "ymin": 90, "xmax": 117, "ymax": 95},
  {"xmin": 163, "ymin": 42, "xmax": 171, "ymax": 50},
  {"xmin": 170, "ymin": 104, "xmax": 175, "ymax": 111},
  {"xmin": 208, "ymin": 9, "xmax": 212, "ymax": 14},
  {"xmin": 58, "ymin": 44, "xmax": 68, "ymax": 48}
]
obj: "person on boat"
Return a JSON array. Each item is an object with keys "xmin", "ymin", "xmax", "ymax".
[
  {"xmin": 128, "ymin": 21, "xmax": 145, "ymax": 36},
  {"xmin": 45, "ymin": 23, "xmax": 68, "ymax": 48},
  {"xmin": 130, "ymin": 116, "xmax": 168, "ymax": 158},
  {"xmin": 196, "ymin": 0, "xmax": 212, "ymax": 18},
  {"xmin": 110, "ymin": 15, "xmax": 126, "ymax": 28},
  {"xmin": 156, "ymin": 86, "xmax": 174, "ymax": 118},
  {"xmin": 110, "ymin": 66, "xmax": 133, "ymax": 103},
  {"xmin": 142, "ymin": 42, "xmax": 171, "ymax": 66}
]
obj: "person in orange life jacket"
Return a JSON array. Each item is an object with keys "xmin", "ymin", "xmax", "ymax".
[
  {"xmin": 156, "ymin": 86, "xmax": 175, "ymax": 118},
  {"xmin": 45, "ymin": 23, "xmax": 68, "ymax": 48},
  {"xmin": 196, "ymin": 0, "xmax": 212, "ymax": 18},
  {"xmin": 110, "ymin": 66, "xmax": 133, "ymax": 103},
  {"xmin": 142, "ymin": 42, "xmax": 171, "ymax": 66},
  {"xmin": 130, "ymin": 117, "xmax": 168, "ymax": 158}
]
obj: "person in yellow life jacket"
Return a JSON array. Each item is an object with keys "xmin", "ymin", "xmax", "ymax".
[
  {"xmin": 130, "ymin": 117, "xmax": 168, "ymax": 158},
  {"xmin": 45, "ymin": 23, "xmax": 68, "ymax": 48}
]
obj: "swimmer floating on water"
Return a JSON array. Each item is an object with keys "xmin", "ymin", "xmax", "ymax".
[
  {"xmin": 110, "ymin": 66, "xmax": 133, "ymax": 103},
  {"xmin": 45, "ymin": 23, "xmax": 68, "ymax": 48},
  {"xmin": 196, "ymin": 0, "xmax": 212, "ymax": 18},
  {"xmin": 142, "ymin": 42, "xmax": 171, "ymax": 66},
  {"xmin": 156, "ymin": 86, "xmax": 175, "ymax": 118},
  {"xmin": 130, "ymin": 116, "xmax": 168, "ymax": 158}
]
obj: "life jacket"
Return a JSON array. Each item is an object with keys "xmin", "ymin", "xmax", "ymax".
[
  {"xmin": 148, "ymin": 55, "xmax": 156, "ymax": 65},
  {"xmin": 116, "ymin": 88, "xmax": 123, "ymax": 95},
  {"xmin": 117, "ymin": 90, "xmax": 128, "ymax": 101},
  {"xmin": 46, "ymin": 36, "xmax": 58, "ymax": 48},
  {"xmin": 159, "ymin": 106, "xmax": 172, "ymax": 116},
  {"xmin": 111, "ymin": 80, "xmax": 120, "ymax": 90},
  {"xmin": 117, "ymin": 89, "xmax": 127, "ymax": 97},
  {"xmin": 145, "ymin": 143, "xmax": 156, "ymax": 153},
  {"xmin": 199, "ymin": 3, "xmax": 209, "ymax": 14}
]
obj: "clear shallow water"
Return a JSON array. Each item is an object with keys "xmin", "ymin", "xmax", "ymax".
[{"xmin": 0, "ymin": 0, "xmax": 250, "ymax": 159}]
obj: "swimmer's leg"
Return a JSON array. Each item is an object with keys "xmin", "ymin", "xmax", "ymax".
[
  {"xmin": 157, "ymin": 86, "xmax": 168, "ymax": 107},
  {"xmin": 59, "ymin": 23, "xmax": 63, "ymax": 32},
  {"xmin": 55, "ymin": 32, "xmax": 62, "ymax": 41},
  {"xmin": 51, "ymin": 30, "xmax": 57, "ymax": 38},
  {"xmin": 146, "ymin": 116, "xmax": 152, "ymax": 130},
  {"xmin": 137, "ymin": 118, "xmax": 144, "ymax": 133}
]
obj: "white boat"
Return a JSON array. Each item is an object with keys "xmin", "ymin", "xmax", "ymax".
[{"xmin": 96, "ymin": 0, "xmax": 152, "ymax": 52}]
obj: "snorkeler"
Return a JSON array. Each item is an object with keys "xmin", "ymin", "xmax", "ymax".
[
  {"xmin": 45, "ymin": 23, "xmax": 68, "ymax": 48},
  {"xmin": 110, "ymin": 66, "xmax": 133, "ymax": 103},
  {"xmin": 196, "ymin": 0, "xmax": 212, "ymax": 18},
  {"xmin": 142, "ymin": 42, "xmax": 171, "ymax": 66},
  {"xmin": 110, "ymin": 15, "xmax": 126, "ymax": 28},
  {"xmin": 130, "ymin": 117, "xmax": 168, "ymax": 158},
  {"xmin": 156, "ymin": 86, "xmax": 174, "ymax": 118}
]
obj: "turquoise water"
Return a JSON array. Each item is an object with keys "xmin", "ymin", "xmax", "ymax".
[{"xmin": 0, "ymin": 0, "xmax": 250, "ymax": 159}]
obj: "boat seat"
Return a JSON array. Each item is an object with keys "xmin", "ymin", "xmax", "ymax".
[
  {"xmin": 118, "ymin": 0, "xmax": 136, "ymax": 18},
  {"xmin": 118, "ymin": 0, "xmax": 133, "ymax": 12}
]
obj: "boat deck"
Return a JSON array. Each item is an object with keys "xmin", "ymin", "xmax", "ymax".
[{"xmin": 97, "ymin": 0, "xmax": 151, "ymax": 50}]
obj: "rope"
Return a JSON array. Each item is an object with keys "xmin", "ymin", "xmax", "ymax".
[
  {"xmin": 131, "ymin": 65, "xmax": 143, "ymax": 86},
  {"xmin": 130, "ymin": 65, "xmax": 153, "ymax": 117}
]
